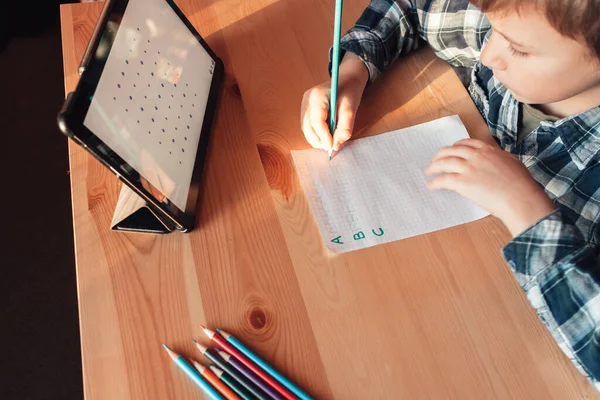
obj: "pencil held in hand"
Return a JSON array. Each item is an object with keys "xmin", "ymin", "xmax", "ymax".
[
  {"xmin": 300, "ymin": 57, "xmax": 367, "ymax": 156},
  {"xmin": 329, "ymin": 0, "xmax": 344, "ymax": 160}
]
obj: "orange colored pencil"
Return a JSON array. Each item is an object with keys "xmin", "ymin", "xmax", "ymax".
[{"xmin": 192, "ymin": 360, "xmax": 241, "ymax": 400}]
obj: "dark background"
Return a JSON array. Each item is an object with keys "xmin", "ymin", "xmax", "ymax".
[{"xmin": 0, "ymin": 1, "xmax": 84, "ymax": 399}]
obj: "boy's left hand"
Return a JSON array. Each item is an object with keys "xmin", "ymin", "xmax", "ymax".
[{"xmin": 425, "ymin": 138, "xmax": 556, "ymax": 237}]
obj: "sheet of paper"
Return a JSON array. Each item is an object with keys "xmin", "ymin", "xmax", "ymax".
[{"xmin": 291, "ymin": 115, "xmax": 489, "ymax": 253}]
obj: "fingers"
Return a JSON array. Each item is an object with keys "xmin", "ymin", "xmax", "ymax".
[
  {"xmin": 309, "ymin": 103, "xmax": 333, "ymax": 150},
  {"xmin": 332, "ymin": 128, "xmax": 352, "ymax": 151},
  {"xmin": 302, "ymin": 110, "xmax": 324, "ymax": 149},
  {"xmin": 332, "ymin": 98, "xmax": 357, "ymax": 151},
  {"xmin": 427, "ymin": 173, "xmax": 465, "ymax": 191},
  {"xmin": 301, "ymin": 87, "xmax": 330, "ymax": 150},
  {"xmin": 425, "ymin": 156, "xmax": 470, "ymax": 176},
  {"xmin": 453, "ymin": 138, "xmax": 487, "ymax": 148},
  {"xmin": 301, "ymin": 86, "xmax": 333, "ymax": 150},
  {"xmin": 301, "ymin": 77, "xmax": 367, "ymax": 151},
  {"xmin": 431, "ymin": 145, "xmax": 477, "ymax": 162}
]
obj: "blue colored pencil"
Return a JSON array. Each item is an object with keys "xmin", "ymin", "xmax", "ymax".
[
  {"xmin": 329, "ymin": 0, "xmax": 344, "ymax": 160},
  {"xmin": 163, "ymin": 344, "xmax": 225, "ymax": 400},
  {"xmin": 217, "ymin": 329, "xmax": 313, "ymax": 400}
]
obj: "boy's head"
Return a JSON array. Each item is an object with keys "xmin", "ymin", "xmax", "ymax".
[{"xmin": 471, "ymin": 0, "xmax": 600, "ymax": 114}]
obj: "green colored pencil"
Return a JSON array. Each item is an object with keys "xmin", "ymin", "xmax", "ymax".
[
  {"xmin": 329, "ymin": 0, "xmax": 344, "ymax": 160},
  {"xmin": 210, "ymin": 365, "xmax": 257, "ymax": 400}
]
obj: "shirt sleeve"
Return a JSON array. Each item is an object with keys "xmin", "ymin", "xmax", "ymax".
[
  {"xmin": 503, "ymin": 208, "xmax": 600, "ymax": 390},
  {"xmin": 331, "ymin": 0, "xmax": 490, "ymax": 83}
]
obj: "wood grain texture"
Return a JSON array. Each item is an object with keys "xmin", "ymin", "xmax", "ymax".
[{"xmin": 60, "ymin": 1, "xmax": 599, "ymax": 399}]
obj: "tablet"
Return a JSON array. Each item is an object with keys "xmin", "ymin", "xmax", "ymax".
[{"xmin": 58, "ymin": 0, "xmax": 224, "ymax": 232}]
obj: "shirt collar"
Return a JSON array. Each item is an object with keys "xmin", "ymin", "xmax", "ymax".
[{"xmin": 542, "ymin": 106, "xmax": 600, "ymax": 170}]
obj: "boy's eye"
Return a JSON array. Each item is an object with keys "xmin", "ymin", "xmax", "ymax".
[{"xmin": 508, "ymin": 44, "xmax": 529, "ymax": 58}]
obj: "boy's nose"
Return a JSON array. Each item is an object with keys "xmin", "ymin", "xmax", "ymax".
[{"xmin": 480, "ymin": 34, "xmax": 508, "ymax": 71}]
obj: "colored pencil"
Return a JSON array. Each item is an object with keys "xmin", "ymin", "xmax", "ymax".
[
  {"xmin": 192, "ymin": 360, "xmax": 241, "ymax": 400},
  {"xmin": 162, "ymin": 344, "xmax": 225, "ymax": 400},
  {"xmin": 328, "ymin": 0, "xmax": 344, "ymax": 160},
  {"xmin": 194, "ymin": 340, "xmax": 270, "ymax": 400},
  {"xmin": 201, "ymin": 326, "xmax": 297, "ymax": 400},
  {"xmin": 217, "ymin": 350, "xmax": 285, "ymax": 400},
  {"xmin": 217, "ymin": 329, "xmax": 312, "ymax": 400},
  {"xmin": 210, "ymin": 365, "xmax": 257, "ymax": 400}
]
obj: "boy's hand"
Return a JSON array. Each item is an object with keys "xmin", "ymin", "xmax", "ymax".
[
  {"xmin": 301, "ymin": 53, "xmax": 368, "ymax": 151},
  {"xmin": 425, "ymin": 138, "xmax": 556, "ymax": 237}
]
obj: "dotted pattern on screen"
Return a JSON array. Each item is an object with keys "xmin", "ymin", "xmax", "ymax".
[{"xmin": 116, "ymin": 39, "xmax": 198, "ymax": 165}]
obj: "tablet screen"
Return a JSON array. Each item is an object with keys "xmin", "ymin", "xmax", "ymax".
[{"xmin": 84, "ymin": 0, "xmax": 216, "ymax": 211}]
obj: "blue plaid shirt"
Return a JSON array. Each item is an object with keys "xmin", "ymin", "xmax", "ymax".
[{"xmin": 337, "ymin": 0, "xmax": 600, "ymax": 388}]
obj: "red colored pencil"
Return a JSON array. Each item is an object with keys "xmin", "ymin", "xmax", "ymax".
[{"xmin": 201, "ymin": 326, "xmax": 297, "ymax": 400}]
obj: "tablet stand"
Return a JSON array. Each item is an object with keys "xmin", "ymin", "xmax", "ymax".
[{"xmin": 110, "ymin": 184, "xmax": 177, "ymax": 234}]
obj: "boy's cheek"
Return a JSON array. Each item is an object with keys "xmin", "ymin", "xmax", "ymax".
[
  {"xmin": 500, "ymin": 57, "xmax": 598, "ymax": 105},
  {"xmin": 504, "ymin": 74, "xmax": 565, "ymax": 104},
  {"xmin": 499, "ymin": 75, "xmax": 542, "ymax": 104}
]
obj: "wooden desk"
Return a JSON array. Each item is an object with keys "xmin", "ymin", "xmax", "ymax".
[{"xmin": 60, "ymin": 1, "xmax": 598, "ymax": 399}]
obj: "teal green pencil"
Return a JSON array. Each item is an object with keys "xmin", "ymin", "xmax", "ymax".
[
  {"xmin": 209, "ymin": 365, "xmax": 257, "ymax": 400},
  {"xmin": 329, "ymin": 0, "xmax": 344, "ymax": 160}
]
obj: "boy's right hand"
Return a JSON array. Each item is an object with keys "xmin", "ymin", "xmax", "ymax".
[{"xmin": 300, "ymin": 53, "xmax": 369, "ymax": 152}]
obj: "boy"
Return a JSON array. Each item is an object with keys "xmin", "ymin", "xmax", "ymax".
[{"xmin": 300, "ymin": 0, "xmax": 600, "ymax": 388}]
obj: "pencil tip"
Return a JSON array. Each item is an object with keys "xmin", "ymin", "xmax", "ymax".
[
  {"xmin": 218, "ymin": 329, "xmax": 231, "ymax": 339},
  {"xmin": 192, "ymin": 339, "xmax": 198, "ymax": 344},
  {"xmin": 163, "ymin": 344, "xmax": 177, "ymax": 360},
  {"xmin": 217, "ymin": 350, "xmax": 228, "ymax": 359},
  {"xmin": 191, "ymin": 360, "xmax": 204, "ymax": 371},
  {"xmin": 209, "ymin": 365, "xmax": 223, "ymax": 376},
  {"xmin": 199, "ymin": 324, "xmax": 206, "ymax": 330},
  {"xmin": 202, "ymin": 326, "xmax": 216, "ymax": 339},
  {"xmin": 193, "ymin": 340, "xmax": 208, "ymax": 353}
]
